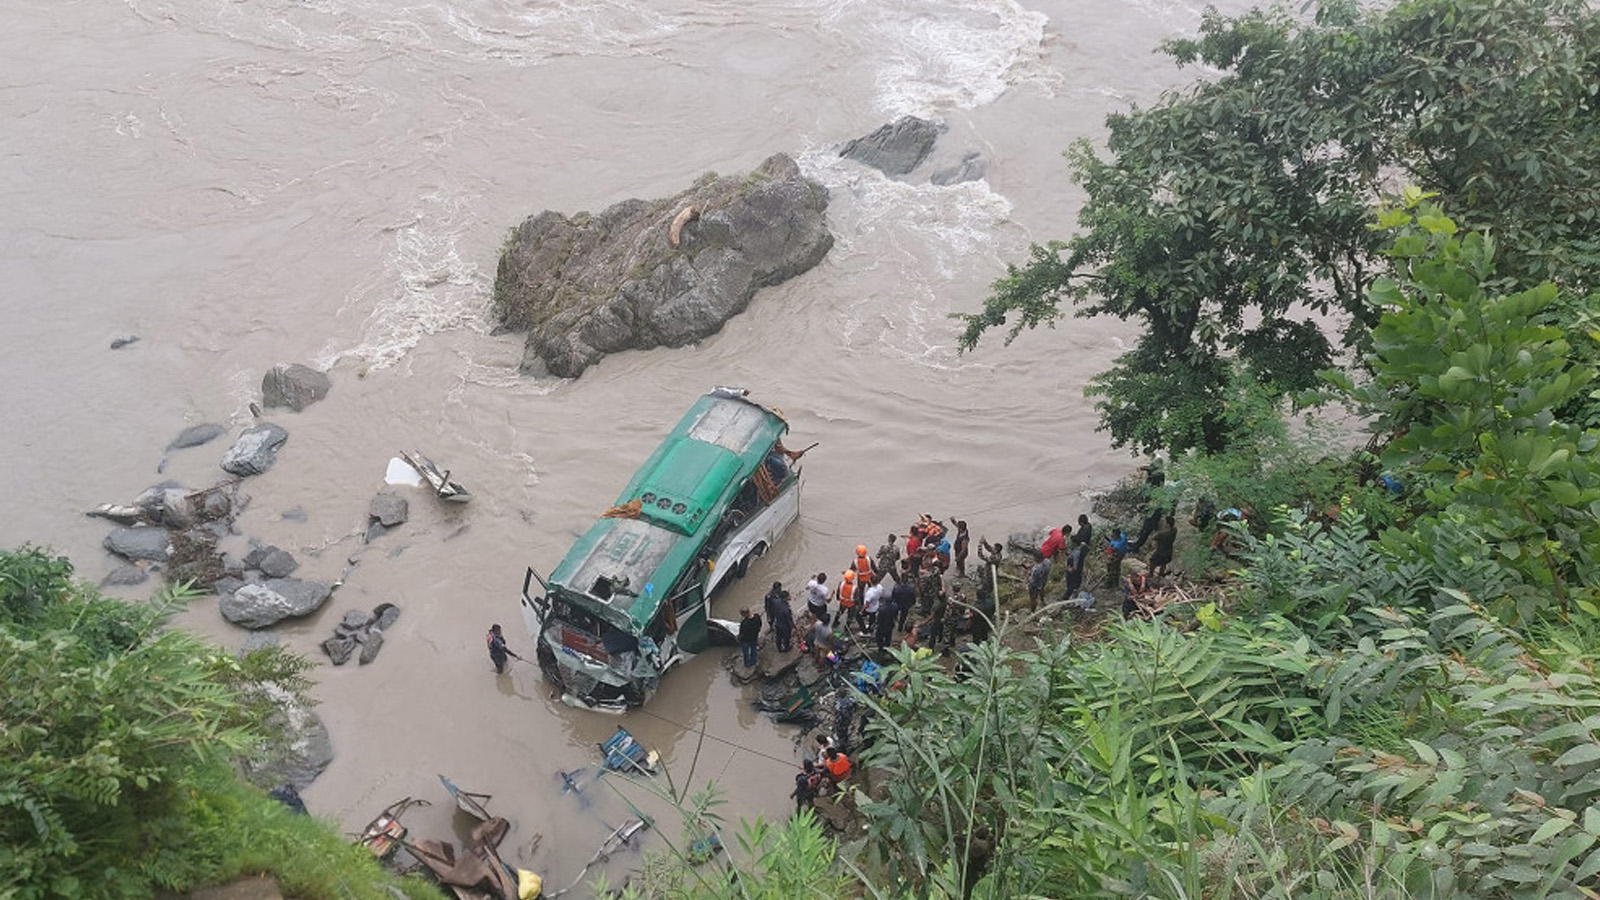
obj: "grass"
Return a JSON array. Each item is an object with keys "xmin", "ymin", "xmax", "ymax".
[{"xmin": 160, "ymin": 765, "xmax": 447, "ymax": 900}]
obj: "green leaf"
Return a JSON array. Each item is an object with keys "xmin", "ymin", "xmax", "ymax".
[
  {"xmin": 1532, "ymin": 816, "xmax": 1574, "ymax": 843},
  {"xmin": 1555, "ymin": 744, "xmax": 1600, "ymax": 768}
]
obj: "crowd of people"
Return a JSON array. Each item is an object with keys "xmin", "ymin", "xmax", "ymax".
[
  {"xmin": 754, "ymin": 489, "xmax": 1205, "ymax": 816},
  {"xmin": 738, "ymin": 514, "xmax": 1008, "ymax": 689}
]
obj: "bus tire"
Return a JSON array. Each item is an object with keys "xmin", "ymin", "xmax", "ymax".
[{"xmin": 734, "ymin": 542, "xmax": 767, "ymax": 580}]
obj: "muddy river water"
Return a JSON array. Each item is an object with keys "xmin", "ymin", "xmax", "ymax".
[{"xmin": 1, "ymin": 0, "xmax": 1252, "ymax": 890}]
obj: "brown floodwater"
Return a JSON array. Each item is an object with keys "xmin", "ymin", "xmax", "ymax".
[{"xmin": 0, "ymin": 0, "xmax": 1252, "ymax": 891}]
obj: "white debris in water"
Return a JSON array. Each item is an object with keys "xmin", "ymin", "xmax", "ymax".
[{"xmin": 384, "ymin": 457, "xmax": 424, "ymax": 487}]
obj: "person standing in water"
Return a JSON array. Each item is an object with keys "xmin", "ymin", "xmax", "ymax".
[{"xmin": 485, "ymin": 624, "xmax": 514, "ymax": 675}]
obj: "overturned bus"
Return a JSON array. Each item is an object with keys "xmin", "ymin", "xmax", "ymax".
[{"xmin": 521, "ymin": 388, "xmax": 804, "ymax": 711}]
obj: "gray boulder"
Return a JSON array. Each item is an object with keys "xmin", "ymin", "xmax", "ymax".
[
  {"xmin": 336, "ymin": 609, "xmax": 373, "ymax": 635},
  {"xmin": 221, "ymin": 424, "xmax": 288, "ymax": 476},
  {"xmin": 373, "ymin": 602, "xmax": 401, "ymax": 631},
  {"xmin": 133, "ymin": 484, "xmax": 196, "ymax": 529},
  {"xmin": 201, "ymin": 489, "xmax": 234, "ymax": 521},
  {"xmin": 322, "ymin": 636, "xmax": 356, "ymax": 665},
  {"xmin": 167, "ymin": 423, "xmax": 228, "ymax": 450},
  {"xmin": 356, "ymin": 629, "xmax": 384, "ymax": 665},
  {"xmin": 261, "ymin": 364, "xmax": 331, "ymax": 413},
  {"xmin": 104, "ymin": 526, "xmax": 171, "ymax": 562},
  {"xmin": 839, "ymin": 116, "xmax": 944, "ymax": 176},
  {"xmin": 323, "ymin": 608, "xmax": 391, "ymax": 666},
  {"xmin": 240, "ymin": 699, "xmax": 333, "ymax": 792},
  {"xmin": 264, "ymin": 577, "xmax": 332, "ymax": 614},
  {"xmin": 102, "ymin": 564, "xmax": 149, "ymax": 587},
  {"xmin": 929, "ymin": 151, "xmax": 987, "ymax": 186},
  {"xmin": 493, "ymin": 153, "xmax": 833, "ymax": 378},
  {"xmin": 241, "ymin": 541, "xmax": 273, "ymax": 570},
  {"xmin": 220, "ymin": 578, "xmax": 331, "ymax": 629},
  {"xmin": 258, "ymin": 548, "xmax": 299, "ymax": 579},
  {"xmin": 368, "ymin": 493, "xmax": 408, "ymax": 527}
]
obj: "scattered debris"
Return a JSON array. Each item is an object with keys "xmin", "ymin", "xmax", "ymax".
[{"xmin": 400, "ymin": 451, "xmax": 471, "ymax": 503}]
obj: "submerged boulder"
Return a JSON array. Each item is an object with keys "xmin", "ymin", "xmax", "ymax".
[
  {"xmin": 839, "ymin": 116, "xmax": 943, "ymax": 176},
  {"xmin": 167, "ymin": 423, "xmax": 228, "ymax": 450},
  {"xmin": 261, "ymin": 364, "xmax": 331, "ymax": 412},
  {"xmin": 929, "ymin": 150, "xmax": 987, "ymax": 186},
  {"xmin": 493, "ymin": 153, "xmax": 833, "ymax": 378}
]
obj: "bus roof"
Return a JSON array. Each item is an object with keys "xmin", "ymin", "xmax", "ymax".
[{"xmin": 547, "ymin": 390, "xmax": 789, "ymax": 632}]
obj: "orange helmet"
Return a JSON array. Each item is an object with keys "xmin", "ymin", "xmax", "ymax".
[
  {"xmin": 856, "ymin": 544, "xmax": 868, "ymax": 556},
  {"xmin": 843, "ymin": 570, "xmax": 856, "ymax": 581}
]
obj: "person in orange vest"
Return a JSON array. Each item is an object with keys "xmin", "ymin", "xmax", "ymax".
[
  {"xmin": 823, "ymin": 746, "xmax": 852, "ymax": 785},
  {"xmin": 833, "ymin": 569, "xmax": 858, "ymax": 628},
  {"xmin": 847, "ymin": 545, "xmax": 875, "ymax": 630}
]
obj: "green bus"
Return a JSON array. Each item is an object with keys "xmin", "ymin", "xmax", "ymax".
[{"xmin": 520, "ymin": 387, "xmax": 804, "ymax": 710}]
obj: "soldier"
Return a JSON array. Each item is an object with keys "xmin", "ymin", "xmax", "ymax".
[
  {"xmin": 875, "ymin": 533, "xmax": 901, "ymax": 587},
  {"xmin": 941, "ymin": 584, "xmax": 967, "ymax": 651},
  {"xmin": 947, "ymin": 519, "xmax": 971, "ymax": 578},
  {"xmin": 976, "ymin": 539, "xmax": 1003, "ymax": 604},
  {"xmin": 916, "ymin": 565, "xmax": 943, "ymax": 618}
]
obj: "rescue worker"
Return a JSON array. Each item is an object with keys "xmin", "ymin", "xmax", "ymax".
[
  {"xmin": 941, "ymin": 584, "xmax": 966, "ymax": 651},
  {"xmin": 851, "ymin": 544, "xmax": 876, "ymax": 589},
  {"xmin": 905, "ymin": 526, "xmax": 925, "ymax": 578},
  {"xmin": 948, "ymin": 518, "xmax": 971, "ymax": 578},
  {"xmin": 485, "ymin": 624, "xmax": 515, "ymax": 675},
  {"xmin": 875, "ymin": 533, "xmax": 901, "ymax": 586},
  {"xmin": 916, "ymin": 564, "xmax": 942, "ymax": 617},
  {"xmin": 832, "ymin": 569, "xmax": 858, "ymax": 628}
]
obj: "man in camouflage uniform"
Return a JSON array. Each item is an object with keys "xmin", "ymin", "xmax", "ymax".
[
  {"xmin": 875, "ymin": 533, "xmax": 901, "ymax": 587},
  {"xmin": 940, "ymin": 584, "xmax": 967, "ymax": 652},
  {"xmin": 916, "ymin": 566, "xmax": 943, "ymax": 618},
  {"xmin": 927, "ymin": 584, "xmax": 949, "ymax": 653}
]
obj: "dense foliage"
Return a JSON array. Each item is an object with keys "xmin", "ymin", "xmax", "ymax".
[
  {"xmin": 0, "ymin": 547, "xmax": 433, "ymax": 900},
  {"xmin": 957, "ymin": 0, "xmax": 1600, "ymax": 454}
]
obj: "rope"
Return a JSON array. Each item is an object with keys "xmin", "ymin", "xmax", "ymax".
[{"xmin": 630, "ymin": 706, "xmax": 804, "ymax": 771}]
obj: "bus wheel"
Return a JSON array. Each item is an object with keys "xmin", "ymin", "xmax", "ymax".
[
  {"xmin": 536, "ymin": 642, "xmax": 562, "ymax": 685},
  {"xmin": 735, "ymin": 543, "xmax": 767, "ymax": 580}
]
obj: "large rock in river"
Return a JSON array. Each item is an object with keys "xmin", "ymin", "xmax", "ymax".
[
  {"xmin": 220, "ymin": 578, "xmax": 332, "ymax": 629},
  {"xmin": 839, "ymin": 115, "xmax": 943, "ymax": 176},
  {"xmin": 104, "ymin": 526, "xmax": 172, "ymax": 562},
  {"xmin": 261, "ymin": 364, "xmax": 331, "ymax": 412},
  {"xmin": 493, "ymin": 153, "xmax": 833, "ymax": 378},
  {"xmin": 220, "ymin": 424, "xmax": 288, "ymax": 477}
]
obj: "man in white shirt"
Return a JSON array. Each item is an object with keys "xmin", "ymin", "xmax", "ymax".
[
  {"xmin": 805, "ymin": 572, "xmax": 830, "ymax": 622},
  {"xmin": 861, "ymin": 576, "xmax": 885, "ymax": 634}
]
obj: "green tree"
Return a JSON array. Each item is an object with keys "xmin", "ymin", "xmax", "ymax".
[
  {"xmin": 1319, "ymin": 199, "xmax": 1600, "ymax": 619},
  {"xmin": 957, "ymin": 0, "xmax": 1600, "ymax": 454}
]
